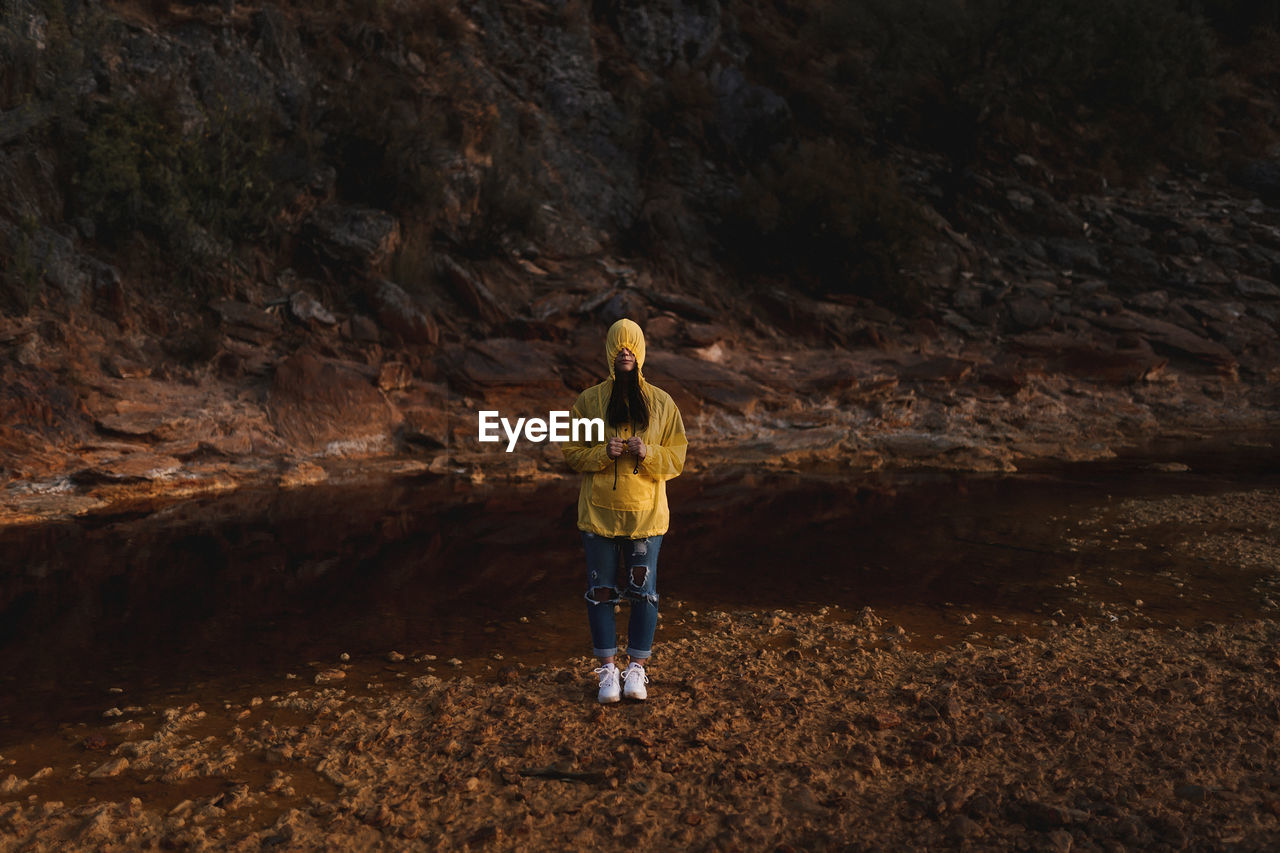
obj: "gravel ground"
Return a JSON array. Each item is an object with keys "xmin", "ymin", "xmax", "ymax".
[{"xmin": 2, "ymin": 492, "xmax": 1280, "ymax": 851}]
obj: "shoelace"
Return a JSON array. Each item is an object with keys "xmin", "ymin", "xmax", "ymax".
[
  {"xmin": 624, "ymin": 665, "xmax": 648, "ymax": 686},
  {"xmin": 594, "ymin": 665, "xmax": 619, "ymax": 685}
]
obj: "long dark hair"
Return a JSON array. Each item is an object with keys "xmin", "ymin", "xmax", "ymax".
[{"xmin": 606, "ymin": 368, "xmax": 649, "ymax": 431}]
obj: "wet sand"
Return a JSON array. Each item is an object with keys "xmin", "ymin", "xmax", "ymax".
[{"xmin": 2, "ymin": 487, "xmax": 1279, "ymax": 850}]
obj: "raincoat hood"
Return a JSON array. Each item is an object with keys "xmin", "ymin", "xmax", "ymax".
[{"xmin": 606, "ymin": 318, "xmax": 647, "ymax": 381}]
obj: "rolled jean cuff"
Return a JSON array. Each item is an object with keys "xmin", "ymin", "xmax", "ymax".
[
  {"xmin": 626, "ymin": 647, "xmax": 652, "ymax": 660},
  {"xmin": 594, "ymin": 647, "xmax": 618, "ymax": 658}
]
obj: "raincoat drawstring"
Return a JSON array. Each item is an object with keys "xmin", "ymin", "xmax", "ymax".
[
  {"xmin": 612, "ymin": 420, "xmax": 641, "ymax": 485},
  {"xmin": 613, "ymin": 424, "xmax": 622, "ymax": 490}
]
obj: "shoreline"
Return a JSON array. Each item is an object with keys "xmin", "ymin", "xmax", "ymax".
[{"xmin": 2, "ymin": 415, "xmax": 1277, "ymax": 531}]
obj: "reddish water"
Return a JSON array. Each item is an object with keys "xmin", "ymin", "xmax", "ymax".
[{"xmin": 1, "ymin": 432, "xmax": 1277, "ymax": 749}]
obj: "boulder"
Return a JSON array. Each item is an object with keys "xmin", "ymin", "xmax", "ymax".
[
  {"xmin": 344, "ymin": 314, "xmax": 381, "ymax": 344},
  {"xmin": 213, "ymin": 300, "xmax": 282, "ymax": 346},
  {"xmin": 70, "ymin": 454, "xmax": 182, "ymax": 485},
  {"xmin": 899, "ymin": 357, "xmax": 974, "ymax": 384},
  {"xmin": 95, "ymin": 408, "xmax": 183, "ymax": 441},
  {"xmin": 1093, "ymin": 311, "xmax": 1236, "ymax": 371},
  {"xmin": 1044, "ymin": 239, "xmax": 1105, "ymax": 273},
  {"xmin": 644, "ymin": 350, "xmax": 766, "ymax": 415},
  {"xmin": 267, "ymin": 350, "xmax": 394, "ymax": 453},
  {"xmin": 1011, "ymin": 330, "xmax": 1168, "ymax": 384},
  {"xmin": 289, "ymin": 291, "xmax": 336, "ymax": 326},
  {"xmin": 436, "ymin": 255, "xmax": 506, "ymax": 325},
  {"xmin": 1005, "ymin": 295, "xmax": 1056, "ymax": 331},
  {"xmin": 592, "ymin": 290, "xmax": 649, "ymax": 325},
  {"xmin": 305, "ymin": 206, "xmax": 401, "ymax": 270},
  {"xmin": 371, "ymin": 281, "xmax": 439, "ymax": 346},
  {"xmin": 1235, "ymin": 275, "xmax": 1280, "ymax": 300},
  {"xmin": 400, "ymin": 406, "xmax": 449, "ymax": 449},
  {"xmin": 442, "ymin": 339, "xmax": 562, "ymax": 393},
  {"xmin": 215, "ymin": 338, "xmax": 275, "ymax": 377},
  {"xmin": 644, "ymin": 289, "xmax": 715, "ymax": 322}
]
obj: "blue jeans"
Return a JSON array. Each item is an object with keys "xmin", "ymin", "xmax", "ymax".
[{"xmin": 582, "ymin": 532, "xmax": 662, "ymax": 660}]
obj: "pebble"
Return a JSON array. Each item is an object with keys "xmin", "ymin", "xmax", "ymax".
[
  {"xmin": 88, "ymin": 758, "xmax": 128, "ymax": 778},
  {"xmin": 386, "ymin": 651, "xmax": 405, "ymax": 662},
  {"xmin": 1175, "ymin": 784, "xmax": 1209, "ymax": 803},
  {"xmin": 314, "ymin": 669, "xmax": 347, "ymax": 685},
  {"xmin": 447, "ymin": 658, "xmax": 463, "ymax": 667},
  {"xmin": 948, "ymin": 814, "xmax": 982, "ymax": 839}
]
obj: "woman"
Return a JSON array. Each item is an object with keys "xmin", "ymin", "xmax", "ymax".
[{"xmin": 561, "ymin": 318, "xmax": 687, "ymax": 703}]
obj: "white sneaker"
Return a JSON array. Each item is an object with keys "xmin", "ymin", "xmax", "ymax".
[
  {"xmin": 622, "ymin": 662, "xmax": 648, "ymax": 701},
  {"xmin": 594, "ymin": 663, "xmax": 621, "ymax": 704}
]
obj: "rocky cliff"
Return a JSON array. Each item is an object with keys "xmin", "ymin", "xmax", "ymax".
[{"xmin": 2, "ymin": 0, "xmax": 1279, "ymax": 522}]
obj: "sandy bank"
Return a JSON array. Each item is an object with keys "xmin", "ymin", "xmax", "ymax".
[{"xmin": 2, "ymin": 605, "xmax": 1278, "ymax": 851}]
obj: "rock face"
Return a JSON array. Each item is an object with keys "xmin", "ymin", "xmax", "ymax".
[
  {"xmin": 267, "ymin": 350, "xmax": 394, "ymax": 454},
  {"xmin": 370, "ymin": 281, "xmax": 439, "ymax": 346},
  {"xmin": 0, "ymin": 0, "xmax": 1278, "ymax": 520}
]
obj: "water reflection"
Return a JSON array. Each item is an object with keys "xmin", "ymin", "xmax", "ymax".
[{"xmin": 1, "ymin": 433, "xmax": 1277, "ymax": 739}]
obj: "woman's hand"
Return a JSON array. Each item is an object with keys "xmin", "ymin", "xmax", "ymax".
[
  {"xmin": 607, "ymin": 437, "xmax": 627, "ymax": 459},
  {"xmin": 626, "ymin": 437, "xmax": 647, "ymax": 460}
]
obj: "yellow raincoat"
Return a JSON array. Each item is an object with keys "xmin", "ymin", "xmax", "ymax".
[{"xmin": 561, "ymin": 319, "xmax": 687, "ymax": 537}]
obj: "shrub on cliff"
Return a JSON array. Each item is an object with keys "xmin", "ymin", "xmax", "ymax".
[
  {"xmin": 68, "ymin": 95, "xmax": 284, "ymax": 272},
  {"xmin": 718, "ymin": 139, "xmax": 927, "ymax": 307},
  {"xmin": 71, "ymin": 94, "xmax": 284, "ymax": 252},
  {"xmin": 787, "ymin": 0, "xmax": 1218, "ymax": 173},
  {"xmin": 78, "ymin": 94, "xmax": 284, "ymax": 245}
]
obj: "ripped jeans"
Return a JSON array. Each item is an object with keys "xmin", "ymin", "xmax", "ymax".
[{"xmin": 582, "ymin": 532, "xmax": 662, "ymax": 660}]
